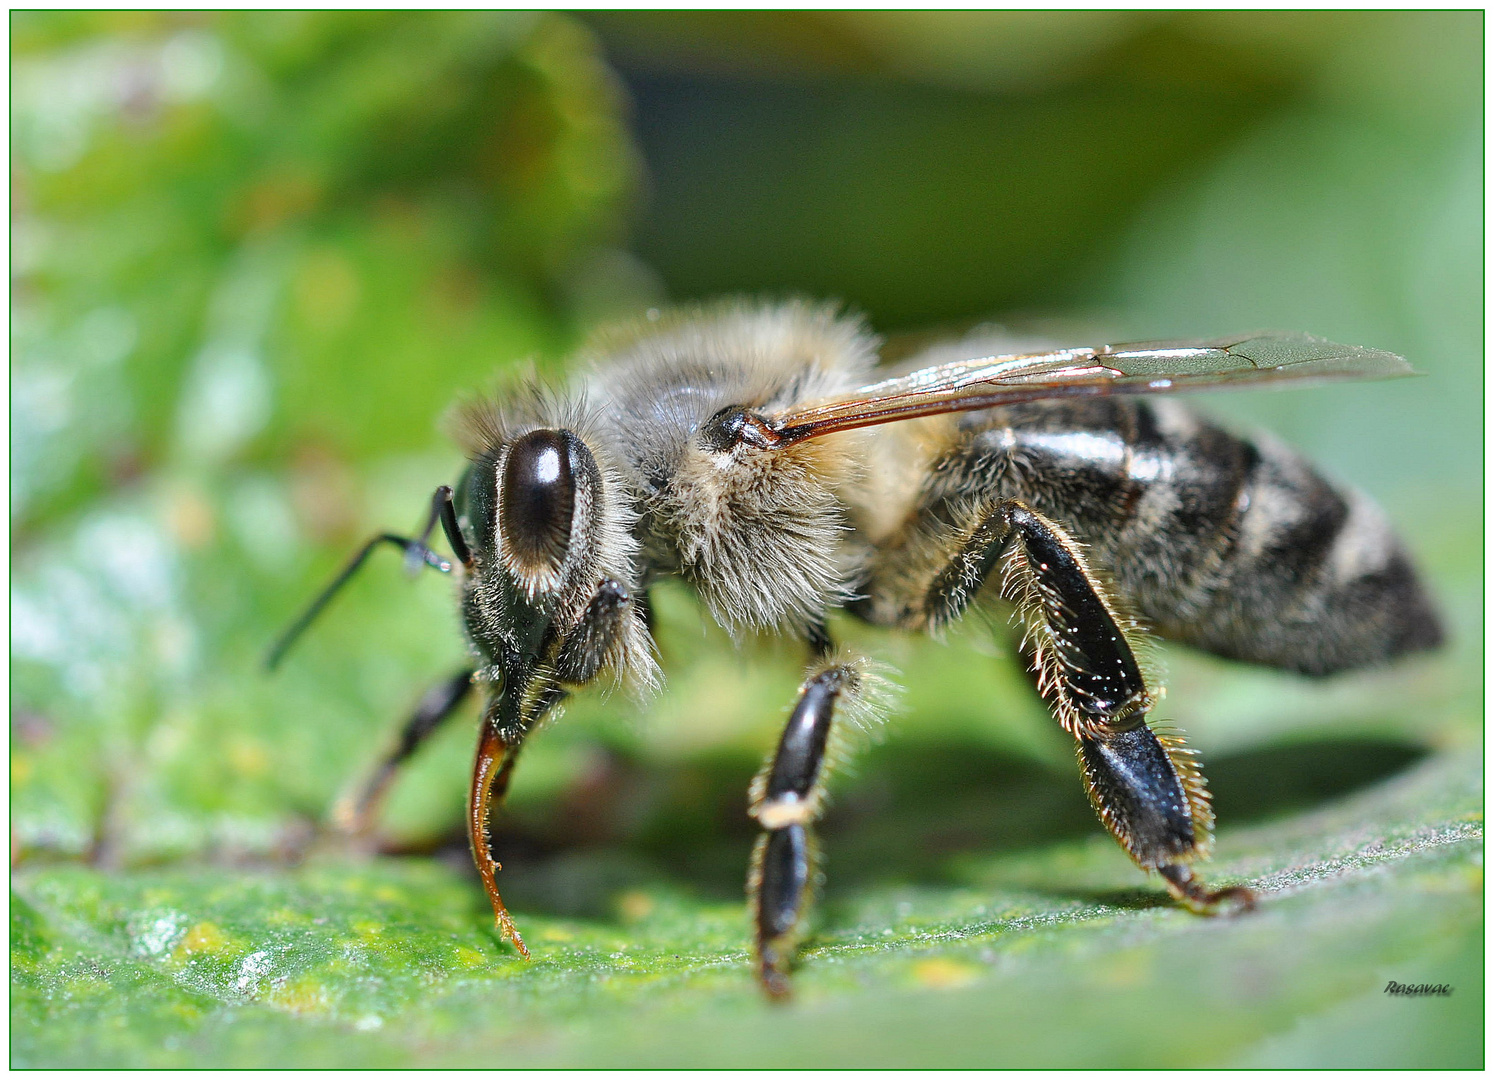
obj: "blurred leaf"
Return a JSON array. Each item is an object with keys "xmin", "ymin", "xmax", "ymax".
[{"xmin": 11, "ymin": 11, "xmax": 640, "ymax": 527}]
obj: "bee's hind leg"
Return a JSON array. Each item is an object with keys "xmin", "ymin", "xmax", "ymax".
[
  {"xmin": 747, "ymin": 656, "xmax": 880, "ymax": 1000},
  {"xmin": 1157, "ymin": 863, "xmax": 1257, "ymax": 912},
  {"xmin": 925, "ymin": 498, "xmax": 1254, "ymax": 913}
]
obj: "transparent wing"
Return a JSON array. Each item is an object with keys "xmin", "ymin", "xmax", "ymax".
[{"xmin": 762, "ymin": 331, "xmax": 1415, "ymax": 444}]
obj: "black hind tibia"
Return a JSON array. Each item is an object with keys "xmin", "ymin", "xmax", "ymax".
[{"xmin": 927, "ymin": 498, "xmax": 1254, "ymax": 912}]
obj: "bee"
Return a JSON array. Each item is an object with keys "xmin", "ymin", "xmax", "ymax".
[{"xmin": 268, "ymin": 300, "xmax": 1443, "ymax": 999}]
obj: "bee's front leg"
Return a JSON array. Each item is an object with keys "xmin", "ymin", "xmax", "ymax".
[
  {"xmin": 928, "ymin": 499, "xmax": 1254, "ymax": 912},
  {"xmin": 467, "ymin": 577, "xmax": 649, "ymax": 960},
  {"xmin": 747, "ymin": 657, "xmax": 878, "ymax": 1000},
  {"xmin": 470, "ymin": 717, "xmax": 532, "ymax": 959}
]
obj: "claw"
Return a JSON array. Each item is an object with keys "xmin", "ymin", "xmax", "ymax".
[
  {"xmin": 1159, "ymin": 864, "xmax": 1257, "ymax": 914},
  {"xmin": 495, "ymin": 907, "xmax": 531, "ymax": 960},
  {"xmin": 757, "ymin": 949, "xmax": 793, "ymax": 1002}
]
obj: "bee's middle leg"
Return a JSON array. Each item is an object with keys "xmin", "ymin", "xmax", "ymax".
[
  {"xmin": 747, "ymin": 657, "xmax": 876, "ymax": 1000},
  {"xmin": 333, "ymin": 667, "xmax": 475, "ymax": 840},
  {"xmin": 924, "ymin": 499, "xmax": 1254, "ymax": 912}
]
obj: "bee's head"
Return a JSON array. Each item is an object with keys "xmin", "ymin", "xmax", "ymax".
[{"xmin": 451, "ymin": 397, "xmax": 653, "ymax": 734}]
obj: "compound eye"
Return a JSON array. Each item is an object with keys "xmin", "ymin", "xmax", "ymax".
[{"xmin": 499, "ymin": 428, "xmax": 576, "ymax": 590}]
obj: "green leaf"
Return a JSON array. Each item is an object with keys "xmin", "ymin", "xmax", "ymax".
[{"xmin": 12, "ymin": 746, "xmax": 1481, "ymax": 1067}]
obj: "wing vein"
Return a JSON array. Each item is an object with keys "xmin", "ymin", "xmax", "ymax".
[{"xmin": 761, "ymin": 331, "xmax": 1414, "ymax": 444}]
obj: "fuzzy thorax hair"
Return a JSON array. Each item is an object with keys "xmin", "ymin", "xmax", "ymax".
[{"xmin": 583, "ymin": 299, "xmax": 881, "ymax": 636}]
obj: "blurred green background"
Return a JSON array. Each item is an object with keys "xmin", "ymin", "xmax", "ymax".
[{"xmin": 10, "ymin": 11, "xmax": 1482, "ymax": 1068}]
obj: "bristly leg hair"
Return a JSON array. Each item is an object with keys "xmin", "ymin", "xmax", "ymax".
[
  {"xmin": 1151, "ymin": 720, "xmax": 1216, "ymax": 860},
  {"xmin": 996, "ymin": 516, "xmax": 1157, "ymax": 739}
]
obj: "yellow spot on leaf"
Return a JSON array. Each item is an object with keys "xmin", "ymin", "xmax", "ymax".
[
  {"xmin": 1461, "ymin": 862, "xmax": 1482, "ymax": 893},
  {"xmin": 227, "ymin": 737, "xmax": 269, "ymax": 777},
  {"xmin": 294, "ymin": 247, "xmax": 361, "ymax": 334},
  {"xmin": 1093, "ymin": 950, "xmax": 1149, "ymax": 989},
  {"xmin": 912, "ymin": 957, "xmax": 980, "ymax": 989},
  {"xmin": 616, "ymin": 889, "xmax": 655, "ymax": 923},
  {"xmin": 165, "ymin": 483, "xmax": 216, "ymax": 548},
  {"xmin": 452, "ymin": 946, "xmax": 489, "ymax": 970},
  {"xmin": 268, "ymin": 974, "xmax": 330, "ymax": 1017},
  {"xmin": 174, "ymin": 921, "xmax": 230, "ymax": 958}
]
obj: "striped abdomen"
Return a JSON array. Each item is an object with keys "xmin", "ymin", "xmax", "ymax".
[{"xmin": 904, "ymin": 397, "xmax": 1442, "ymax": 675}]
